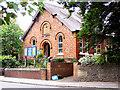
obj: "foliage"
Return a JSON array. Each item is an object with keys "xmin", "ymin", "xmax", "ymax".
[
  {"xmin": 53, "ymin": 58, "xmax": 65, "ymax": 62},
  {"xmin": 78, "ymin": 54, "xmax": 111, "ymax": 64},
  {"xmin": 59, "ymin": 1, "xmax": 120, "ymax": 63},
  {"xmin": 19, "ymin": 60, "xmax": 24, "ymax": 66},
  {"xmin": 0, "ymin": 0, "xmax": 44, "ymax": 25},
  {"xmin": 27, "ymin": 59, "xmax": 34, "ymax": 66},
  {"xmin": 37, "ymin": 57, "xmax": 49, "ymax": 68},
  {"xmin": 0, "ymin": 55, "xmax": 20, "ymax": 68},
  {"xmin": 71, "ymin": 58, "xmax": 77, "ymax": 62},
  {"xmin": 0, "ymin": 22, "xmax": 24, "ymax": 58},
  {"xmin": 37, "ymin": 53, "xmax": 44, "ymax": 59},
  {"xmin": 78, "ymin": 54, "xmax": 98, "ymax": 64},
  {"xmin": 52, "ymin": 58, "xmax": 77, "ymax": 63}
]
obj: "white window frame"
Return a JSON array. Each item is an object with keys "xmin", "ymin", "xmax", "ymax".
[
  {"xmin": 58, "ymin": 35, "xmax": 63, "ymax": 54},
  {"xmin": 94, "ymin": 44, "xmax": 97, "ymax": 55},
  {"xmin": 79, "ymin": 38, "xmax": 89, "ymax": 55}
]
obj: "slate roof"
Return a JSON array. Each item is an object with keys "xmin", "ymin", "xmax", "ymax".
[{"xmin": 22, "ymin": 3, "xmax": 82, "ymax": 40}]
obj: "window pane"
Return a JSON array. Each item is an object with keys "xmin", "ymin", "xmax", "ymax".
[
  {"xmin": 59, "ymin": 35, "xmax": 62, "ymax": 42},
  {"xmin": 43, "ymin": 23, "xmax": 49, "ymax": 34},
  {"xmin": 58, "ymin": 35, "xmax": 63, "ymax": 53},
  {"xmin": 32, "ymin": 39, "xmax": 35, "ymax": 46},
  {"xmin": 80, "ymin": 40, "xmax": 82, "ymax": 52},
  {"xmin": 59, "ymin": 49, "xmax": 63, "ymax": 53},
  {"xmin": 94, "ymin": 44, "xmax": 97, "ymax": 53},
  {"xmin": 85, "ymin": 38, "xmax": 88, "ymax": 53},
  {"xmin": 98, "ymin": 43, "xmax": 101, "ymax": 53},
  {"xmin": 59, "ymin": 43, "xmax": 62, "ymax": 48}
]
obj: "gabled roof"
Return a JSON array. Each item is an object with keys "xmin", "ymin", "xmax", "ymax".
[{"xmin": 22, "ymin": 3, "xmax": 82, "ymax": 40}]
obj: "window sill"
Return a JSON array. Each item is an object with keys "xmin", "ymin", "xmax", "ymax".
[
  {"xmin": 94, "ymin": 53, "xmax": 101, "ymax": 55},
  {"xmin": 79, "ymin": 52, "xmax": 89, "ymax": 55},
  {"xmin": 57, "ymin": 53, "xmax": 64, "ymax": 56}
]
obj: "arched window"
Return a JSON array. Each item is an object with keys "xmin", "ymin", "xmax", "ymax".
[
  {"xmin": 41, "ymin": 21, "xmax": 51, "ymax": 36},
  {"xmin": 43, "ymin": 23, "xmax": 49, "ymax": 35},
  {"xmin": 58, "ymin": 35, "xmax": 63, "ymax": 53},
  {"xmin": 32, "ymin": 39, "xmax": 35, "ymax": 46}
]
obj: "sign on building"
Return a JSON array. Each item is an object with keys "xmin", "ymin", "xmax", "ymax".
[{"xmin": 24, "ymin": 46, "xmax": 37, "ymax": 57}]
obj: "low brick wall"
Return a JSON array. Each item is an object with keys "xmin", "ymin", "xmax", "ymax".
[
  {"xmin": 73, "ymin": 63, "xmax": 120, "ymax": 82},
  {"xmin": 0, "ymin": 68, "xmax": 4, "ymax": 76},
  {"xmin": 47, "ymin": 62, "xmax": 73, "ymax": 80},
  {"xmin": 5, "ymin": 68, "xmax": 47, "ymax": 80}
]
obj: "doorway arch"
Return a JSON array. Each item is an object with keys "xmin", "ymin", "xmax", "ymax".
[
  {"xmin": 44, "ymin": 43, "xmax": 50, "ymax": 57},
  {"xmin": 40, "ymin": 39, "xmax": 52, "ymax": 57}
]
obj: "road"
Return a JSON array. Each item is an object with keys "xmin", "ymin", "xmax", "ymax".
[
  {"xmin": 0, "ymin": 81, "xmax": 118, "ymax": 90},
  {"xmin": 0, "ymin": 81, "xmax": 59, "ymax": 89}
]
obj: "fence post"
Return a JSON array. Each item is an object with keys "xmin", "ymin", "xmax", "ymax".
[
  {"xmin": 34, "ymin": 56, "xmax": 36, "ymax": 68},
  {"xmin": 25, "ymin": 57, "xmax": 27, "ymax": 68}
]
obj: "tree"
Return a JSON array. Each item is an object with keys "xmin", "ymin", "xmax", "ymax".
[
  {"xmin": 59, "ymin": 1, "xmax": 120, "ymax": 63},
  {"xmin": 0, "ymin": 21, "xmax": 24, "ymax": 59},
  {"xmin": 0, "ymin": 0, "xmax": 44, "ymax": 25}
]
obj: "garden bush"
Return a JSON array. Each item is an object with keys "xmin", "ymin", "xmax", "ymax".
[
  {"xmin": 52, "ymin": 58, "xmax": 65, "ymax": 62},
  {"xmin": 78, "ymin": 54, "xmax": 110, "ymax": 64},
  {"xmin": 0, "ymin": 55, "xmax": 20, "ymax": 68},
  {"xmin": 78, "ymin": 54, "xmax": 99, "ymax": 64}
]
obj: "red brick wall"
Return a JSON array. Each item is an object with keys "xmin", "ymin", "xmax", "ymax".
[
  {"xmin": 5, "ymin": 68, "xmax": 47, "ymax": 80},
  {"xmin": 0, "ymin": 68, "xmax": 4, "ymax": 76},
  {"xmin": 23, "ymin": 9, "xmax": 77, "ymax": 60},
  {"xmin": 47, "ymin": 62, "xmax": 73, "ymax": 80}
]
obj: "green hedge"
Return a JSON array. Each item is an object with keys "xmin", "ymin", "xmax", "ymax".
[{"xmin": 52, "ymin": 58, "xmax": 77, "ymax": 63}]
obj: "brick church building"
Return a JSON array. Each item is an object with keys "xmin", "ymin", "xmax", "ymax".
[{"xmin": 22, "ymin": 3, "xmax": 108, "ymax": 60}]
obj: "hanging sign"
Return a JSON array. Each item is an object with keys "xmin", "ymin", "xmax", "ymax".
[{"xmin": 24, "ymin": 46, "xmax": 37, "ymax": 57}]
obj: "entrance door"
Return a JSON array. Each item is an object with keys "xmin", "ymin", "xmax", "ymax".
[{"xmin": 44, "ymin": 43, "xmax": 50, "ymax": 57}]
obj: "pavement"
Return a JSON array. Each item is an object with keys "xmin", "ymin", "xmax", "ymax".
[{"xmin": 0, "ymin": 76, "xmax": 119, "ymax": 89}]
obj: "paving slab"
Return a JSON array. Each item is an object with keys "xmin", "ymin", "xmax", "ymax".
[{"xmin": 0, "ymin": 76, "xmax": 119, "ymax": 89}]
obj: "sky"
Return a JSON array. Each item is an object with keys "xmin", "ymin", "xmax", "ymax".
[{"xmin": 16, "ymin": 0, "xmax": 62, "ymax": 32}]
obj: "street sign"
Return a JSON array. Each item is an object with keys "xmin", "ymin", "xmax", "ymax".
[{"xmin": 24, "ymin": 46, "xmax": 37, "ymax": 57}]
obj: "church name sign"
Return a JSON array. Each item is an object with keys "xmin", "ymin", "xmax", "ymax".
[{"xmin": 24, "ymin": 46, "xmax": 37, "ymax": 57}]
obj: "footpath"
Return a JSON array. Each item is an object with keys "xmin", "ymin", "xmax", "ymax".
[{"xmin": 0, "ymin": 76, "xmax": 119, "ymax": 88}]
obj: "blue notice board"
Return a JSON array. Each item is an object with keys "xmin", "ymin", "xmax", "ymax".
[{"xmin": 24, "ymin": 46, "xmax": 37, "ymax": 57}]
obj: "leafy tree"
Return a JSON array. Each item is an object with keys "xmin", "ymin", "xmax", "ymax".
[
  {"xmin": 0, "ymin": 0, "xmax": 44, "ymax": 25},
  {"xmin": 59, "ymin": 1, "xmax": 120, "ymax": 63},
  {"xmin": 0, "ymin": 21, "xmax": 24, "ymax": 59}
]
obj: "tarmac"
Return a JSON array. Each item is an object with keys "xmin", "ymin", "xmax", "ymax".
[{"xmin": 0, "ymin": 76, "xmax": 119, "ymax": 89}]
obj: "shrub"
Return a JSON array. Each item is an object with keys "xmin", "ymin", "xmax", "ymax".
[
  {"xmin": 19, "ymin": 60, "xmax": 24, "ymax": 66},
  {"xmin": 53, "ymin": 58, "xmax": 65, "ymax": 62},
  {"xmin": 37, "ymin": 53, "xmax": 44, "ymax": 59},
  {"xmin": 27, "ymin": 59, "xmax": 34, "ymax": 66},
  {"xmin": 0, "ymin": 55, "xmax": 20, "ymax": 68},
  {"xmin": 78, "ymin": 54, "xmax": 99, "ymax": 64},
  {"xmin": 39, "ymin": 57, "xmax": 49, "ymax": 68},
  {"xmin": 78, "ymin": 54, "xmax": 111, "ymax": 64},
  {"xmin": 71, "ymin": 58, "xmax": 77, "ymax": 62}
]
